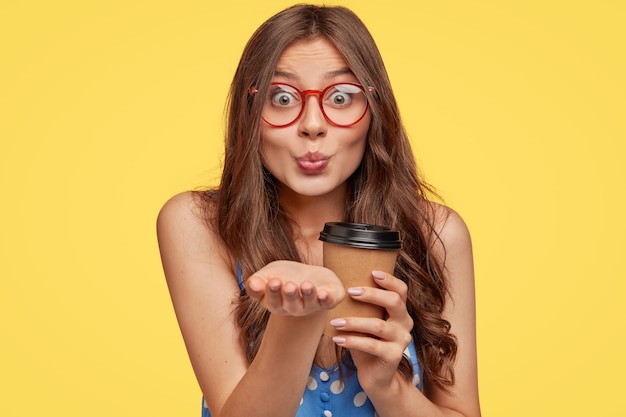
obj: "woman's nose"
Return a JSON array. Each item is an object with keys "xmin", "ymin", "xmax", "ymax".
[{"xmin": 298, "ymin": 96, "xmax": 328, "ymax": 138}]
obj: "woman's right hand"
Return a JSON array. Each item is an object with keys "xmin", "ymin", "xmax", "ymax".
[{"xmin": 245, "ymin": 260, "xmax": 345, "ymax": 316}]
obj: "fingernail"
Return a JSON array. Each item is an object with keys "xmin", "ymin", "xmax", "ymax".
[
  {"xmin": 332, "ymin": 336, "xmax": 346, "ymax": 345},
  {"xmin": 372, "ymin": 271, "xmax": 385, "ymax": 280},
  {"xmin": 330, "ymin": 318, "xmax": 346, "ymax": 327},
  {"xmin": 347, "ymin": 287, "xmax": 363, "ymax": 296}
]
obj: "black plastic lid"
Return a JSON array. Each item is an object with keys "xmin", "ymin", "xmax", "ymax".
[{"xmin": 319, "ymin": 222, "xmax": 402, "ymax": 250}]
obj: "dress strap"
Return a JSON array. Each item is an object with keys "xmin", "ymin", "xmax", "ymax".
[{"xmin": 236, "ymin": 261, "xmax": 245, "ymax": 292}]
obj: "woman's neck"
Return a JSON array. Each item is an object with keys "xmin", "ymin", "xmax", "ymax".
[{"xmin": 278, "ymin": 184, "xmax": 347, "ymax": 264}]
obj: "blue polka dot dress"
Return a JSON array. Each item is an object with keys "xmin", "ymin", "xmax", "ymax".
[
  {"xmin": 200, "ymin": 265, "xmax": 424, "ymax": 417},
  {"xmin": 295, "ymin": 342, "xmax": 423, "ymax": 417},
  {"xmin": 202, "ymin": 343, "xmax": 423, "ymax": 417}
]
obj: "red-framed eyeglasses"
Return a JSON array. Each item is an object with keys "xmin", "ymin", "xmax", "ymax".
[{"xmin": 249, "ymin": 82, "xmax": 373, "ymax": 128}]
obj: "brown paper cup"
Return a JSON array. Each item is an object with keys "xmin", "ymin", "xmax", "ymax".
[{"xmin": 319, "ymin": 222, "xmax": 402, "ymax": 337}]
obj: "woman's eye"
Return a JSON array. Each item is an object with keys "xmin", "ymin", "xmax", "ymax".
[
  {"xmin": 325, "ymin": 85, "xmax": 361, "ymax": 107},
  {"xmin": 326, "ymin": 91, "xmax": 352, "ymax": 108},
  {"xmin": 270, "ymin": 88, "xmax": 299, "ymax": 107}
]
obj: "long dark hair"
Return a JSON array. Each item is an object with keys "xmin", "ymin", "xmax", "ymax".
[{"xmin": 199, "ymin": 4, "xmax": 457, "ymax": 390}]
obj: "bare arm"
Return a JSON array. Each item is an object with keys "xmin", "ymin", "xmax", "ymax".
[
  {"xmin": 422, "ymin": 208, "xmax": 481, "ymax": 416},
  {"xmin": 157, "ymin": 192, "xmax": 344, "ymax": 417}
]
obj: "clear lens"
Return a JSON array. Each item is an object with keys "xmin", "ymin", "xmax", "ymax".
[
  {"xmin": 264, "ymin": 84, "xmax": 302, "ymax": 126},
  {"xmin": 322, "ymin": 84, "xmax": 367, "ymax": 126}
]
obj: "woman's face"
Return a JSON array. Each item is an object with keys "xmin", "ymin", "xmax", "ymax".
[{"xmin": 260, "ymin": 37, "xmax": 370, "ymax": 199}]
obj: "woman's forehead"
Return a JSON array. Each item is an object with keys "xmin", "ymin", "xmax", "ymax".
[{"xmin": 273, "ymin": 38, "xmax": 354, "ymax": 84}]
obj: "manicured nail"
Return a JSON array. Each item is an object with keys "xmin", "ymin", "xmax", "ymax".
[
  {"xmin": 347, "ymin": 287, "xmax": 363, "ymax": 296},
  {"xmin": 330, "ymin": 318, "xmax": 346, "ymax": 327},
  {"xmin": 332, "ymin": 336, "xmax": 346, "ymax": 345},
  {"xmin": 372, "ymin": 271, "xmax": 385, "ymax": 280}
]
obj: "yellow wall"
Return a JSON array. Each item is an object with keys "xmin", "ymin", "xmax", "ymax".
[{"xmin": 1, "ymin": 1, "xmax": 624, "ymax": 415}]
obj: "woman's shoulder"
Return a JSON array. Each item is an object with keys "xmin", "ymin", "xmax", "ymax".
[
  {"xmin": 157, "ymin": 190, "xmax": 219, "ymax": 232},
  {"xmin": 157, "ymin": 190, "xmax": 230, "ymax": 266},
  {"xmin": 158, "ymin": 190, "xmax": 215, "ymax": 220},
  {"xmin": 158, "ymin": 192, "xmax": 204, "ymax": 236},
  {"xmin": 422, "ymin": 201, "xmax": 473, "ymax": 258}
]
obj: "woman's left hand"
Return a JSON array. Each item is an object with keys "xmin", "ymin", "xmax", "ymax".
[{"xmin": 330, "ymin": 270, "xmax": 413, "ymax": 391}]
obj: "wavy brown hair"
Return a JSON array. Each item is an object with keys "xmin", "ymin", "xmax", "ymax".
[{"xmin": 198, "ymin": 4, "xmax": 457, "ymax": 390}]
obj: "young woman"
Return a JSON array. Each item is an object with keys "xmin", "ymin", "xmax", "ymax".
[{"xmin": 157, "ymin": 4, "xmax": 480, "ymax": 417}]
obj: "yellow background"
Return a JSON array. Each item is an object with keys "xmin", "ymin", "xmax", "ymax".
[{"xmin": 1, "ymin": 1, "xmax": 624, "ymax": 416}]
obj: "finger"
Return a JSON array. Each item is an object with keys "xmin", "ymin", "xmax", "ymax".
[
  {"xmin": 318, "ymin": 283, "xmax": 346, "ymax": 310},
  {"xmin": 330, "ymin": 316, "xmax": 389, "ymax": 339},
  {"xmin": 331, "ymin": 332, "xmax": 408, "ymax": 364},
  {"xmin": 372, "ymin": 270, "xmax": 408, "ymax": 302},
  {"xmin": 317, "ymin": 288, "xmax": 331, "ymax": 308},
  {"xmin": 347, "ymin": 286, "xmax": 412, "ymax": 328},
  {"xmin": 300, "ymin": 280, "xmax": 320, "ymax": 311},
  {"xmin": 331, "ymin": 316, "xmax": 412, "ymax": 345},
  {"xmin": 245, "ymin": 275, "xmax": 267, "ymax": 301},
  {"xmin": 263, "ymin": 278, "xmax": 285, "ymax": 312},
  {"xmin": 281, "ymin": 281, "xmax": 304, "ymax": 314}
]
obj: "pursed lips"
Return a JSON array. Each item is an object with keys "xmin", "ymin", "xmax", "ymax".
[{"xmin": 296, "ymin": 152, "xmax": 330, "ymax": 174}]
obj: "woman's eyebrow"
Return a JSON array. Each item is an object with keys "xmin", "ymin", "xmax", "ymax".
[
  {"xmin": 273, "ymin": 70, "xmax": 296, "ymax": 79},
  {"xmin": 324, "ymin": 68, "xmax": 354, "ymax": 79}
]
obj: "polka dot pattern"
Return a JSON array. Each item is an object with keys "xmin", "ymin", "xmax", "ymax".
[
  {"xmin": 298, "ymin": 362, "xmax": 375, "ymax": 416},
  {"xmin": 306, "ymin": 376, "xmax": 318, "ymax": 390},
  {"xmin": 199, "ymin": 339, "xmax": 424, "ymax": 417},
  {"xmin": 330, "ymin": 379, "xmax": 344, "ymax": 394},
  {"xmin": 412, "ymin": 373, "xmax": 421, "ymax": 386},
  {"xmin": 353, "ymin": 391, "xmax": 368, "ymax": 407},
  {"xmin": 296, "ymin": 351, "xmax": 423, "ymax": 417}
]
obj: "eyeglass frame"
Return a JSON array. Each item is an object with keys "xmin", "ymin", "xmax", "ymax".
[{"xmin": 249, "ymin": 82, "xmax": 375, "ymax": 128}]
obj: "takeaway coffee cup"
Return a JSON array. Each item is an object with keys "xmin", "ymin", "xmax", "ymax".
[{"xmin": 319, "ymin": 222, "xmax": 402, "ymax": 337}]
